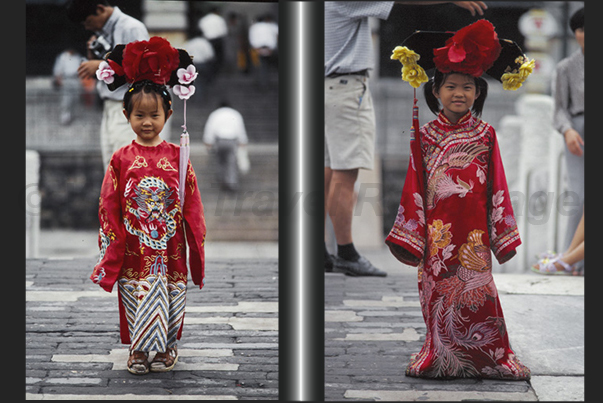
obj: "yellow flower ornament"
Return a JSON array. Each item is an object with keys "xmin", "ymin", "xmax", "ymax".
[
  {"xmin": 392, "ymin": 46, "xmax": 420, "ymax": 64},
  {"xmin": 402, "ymin": 64, "xmax": 429, "ymax": 89},
  {"xmin": 391, "ymin": 46, "xmax": 429, "ymax": 88},
  {"xmin": 501, "ymin": 56, "xmax": 535, "ymax": 91}
]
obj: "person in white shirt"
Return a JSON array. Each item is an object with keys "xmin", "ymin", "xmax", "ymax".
[
  {"xmin": 248, "ymin": 14, "xmax": 278, "ymax": 51},
  {"xmin": 248, "ymin": 14, "xmax": 278, "ymax": 88},
  {"xmin": 198, "ymin": 8, "xmax": 228, "ymax": 78},
  {"xmin": 183, "ymin": 28, "xmax": 216, "ymax": 101},
  {"xmin": 53, "ymin": 48, "xmax": 85, "ymax": 125},
  {"xmin": 184, "ymin": 31, "xmax": 215, "ymax": 67},
  {"xmin": 203, "ymin": 102, "xmax": 249, "ymax": 191}
]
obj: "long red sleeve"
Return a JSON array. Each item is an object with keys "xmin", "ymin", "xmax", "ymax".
[
  {"xmin": 91, "ymin": 155, "xmax": 126, "ymax": 292},
  {"xmin": 487, "ymin": 130, "xmax": 521, "ymax": 264},
  {"xmin": 183, "ymin": 161, "xmax": 206, "ymax": 288}
]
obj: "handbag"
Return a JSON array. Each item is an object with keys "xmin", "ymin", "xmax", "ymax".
[{"xmin": 237, "ymin": 146, "xmax": 250, "ymax": 175}]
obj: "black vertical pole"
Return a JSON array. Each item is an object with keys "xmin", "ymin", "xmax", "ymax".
[{"xmin": 302, "ymin": 0, "xmax": 325, "ymax": 400}]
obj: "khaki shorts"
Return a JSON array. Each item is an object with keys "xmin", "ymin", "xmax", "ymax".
[{"xmin": 324, "ymin": 75, "xmax": 376, "ymax": 170}]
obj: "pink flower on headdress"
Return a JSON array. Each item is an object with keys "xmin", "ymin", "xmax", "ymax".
[
  {"xmin": 96, "ymin": 61, "xmax": 116, "ymax": 84},
  {"xmin": 122, "ymin": 36, "xmax": 180, "ymax": 84},
  {"xmin": 177, "ymin": 65, "xmax": 198, "ymax": 85},
  {"xmin": 173, "ymin": 84, "xmax": 196, "ymax": 100}
]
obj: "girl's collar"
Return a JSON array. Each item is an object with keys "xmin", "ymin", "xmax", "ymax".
[
  {"xmin": 132, "ymin": 139, "xmax": 166, "ymax": 148},
  {"xmin": 437, "ymin": 110, "xmax": 474, "ymax": 127}
]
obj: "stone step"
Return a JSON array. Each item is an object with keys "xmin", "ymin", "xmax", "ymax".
[
  {"xmin": 191, "ymin": 144, "xmax": 279, "ymax": 191},
  {"xmin": 189, "ymin": 144, "xmax": 278, "ymax": 242}
]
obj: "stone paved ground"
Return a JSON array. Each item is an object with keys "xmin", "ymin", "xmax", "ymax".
[
  {"xmin": 25, "ymin": 237, "xmax": 584, "ymax": 400},
  {"xmin": 325, "ymin": 268, "xmax": 537, "ymax": 401},
  {"xmin": 26, "ymin": 257, "xmax": 278, "ymax": 400},
  {"xmin": 324, "ymin": 250, "xmax": 585, "ymax": 401}
]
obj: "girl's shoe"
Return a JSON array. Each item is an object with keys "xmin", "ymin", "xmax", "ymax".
[
  {"xmin": 127, "ymin": 350, "xmax": 149, "ymax": 375},
  {"xmin": 531, "ymin": 256, "xmax": 573, "ymax": 275},
  {"xmin": 150, "ymin": 346, "xmax": 178, "ymax": 372}
]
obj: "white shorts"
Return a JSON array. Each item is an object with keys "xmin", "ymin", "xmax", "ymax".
[{"xmin": 324, "ymin": 74, "xmax": 376, "ymax": 170}]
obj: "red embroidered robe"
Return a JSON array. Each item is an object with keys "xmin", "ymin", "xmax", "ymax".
[
  {"xmin": 386, "ymin": 111, "xmax": 530, "ymax": 380},
  {"xmin": 90, "ymin": 140, "xmax": 206, "ymax": 351}
]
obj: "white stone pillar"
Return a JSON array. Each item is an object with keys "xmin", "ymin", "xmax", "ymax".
[
  {"xmin": 547, "ymin": 121, "xmax": 566, "ymax": 254},
  {"xmin": 497, "ymin": 115, "xmax": 523, "ymax": 192},
  {"xmin": 26, "ymin": 150, "xmax": 41, "ymax": 259},
  {"xmin": 515, "ymin": 94, "xmax": 557, "ymax": 272}
]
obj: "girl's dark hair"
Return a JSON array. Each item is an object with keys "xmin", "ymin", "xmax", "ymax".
[
  {"xmin": 423, "ymin": 70, "xmax": 488, "ymax": 118},
  {"xmin": 123, "ymin": 80, "xmax": 172, "ymax": 117}
]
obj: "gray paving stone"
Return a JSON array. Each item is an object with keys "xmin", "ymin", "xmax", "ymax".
[
  {"xmin": 324, "ymin": 260, "xmax": 578, "ymax": 401},
  {"xmin": 26, "ymin": 257, "xmax": 278, "ymax": 400}
]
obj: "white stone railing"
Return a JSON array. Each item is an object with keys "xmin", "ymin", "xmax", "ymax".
[{"xmin": 495, "ymin": 94, "xmax": 567, "ymax": 272}]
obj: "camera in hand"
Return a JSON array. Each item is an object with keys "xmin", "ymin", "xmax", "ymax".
[{"xmin": 89, "ymin": 35, "xmax": 111, "ymax": 59}]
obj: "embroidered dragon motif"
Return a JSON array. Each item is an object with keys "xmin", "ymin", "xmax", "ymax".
[{"xmin": 124, "ymin": 176, "xmax": 178, "ymax": 250}]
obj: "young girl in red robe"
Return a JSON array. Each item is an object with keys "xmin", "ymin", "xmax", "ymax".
[
  {"xmin": 89, "ymin": 37, "xmax": 205, "ymax": 375},
  {"xmin": 386, "ymin": 20, "xmax": 534, "ymax": 380}
]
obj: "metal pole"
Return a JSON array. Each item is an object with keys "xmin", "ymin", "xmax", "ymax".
[{"xmin": 279, "ymin": 2, "xmax": 324, "ymax": 400}]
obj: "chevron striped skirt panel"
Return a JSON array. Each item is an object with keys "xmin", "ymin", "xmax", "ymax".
[{"xmin": 118, "ymin": 274, "xmax": 187, "ymax": 352}]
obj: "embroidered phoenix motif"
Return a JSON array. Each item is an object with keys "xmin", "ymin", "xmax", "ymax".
[{"xmin": 425, "ymin": 142, "xmax": 488, "ymax": 210}]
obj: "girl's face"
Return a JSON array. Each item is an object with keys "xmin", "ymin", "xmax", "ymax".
[
  {"xmin": 124, "ymin": 92, "xmax": 172, "ymax": 146},
  {"xmin": 433, "ymin": 73, "xmax": 480, "ymax": 123}
]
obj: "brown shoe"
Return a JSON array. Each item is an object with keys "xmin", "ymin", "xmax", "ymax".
[
  {"xmin": 127, "ymin": 350, "xmax": 149, "ymax": 375},
  {"xmin": 150, "ymin": 346, "xmax": 178, "ymax": 372}
]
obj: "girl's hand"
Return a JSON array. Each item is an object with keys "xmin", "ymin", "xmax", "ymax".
[{"xmin": 564, "ymin": 128, "xmax": 584, "ymax": 157}]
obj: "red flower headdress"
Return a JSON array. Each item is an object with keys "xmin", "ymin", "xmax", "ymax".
[
  {"xmin": 121, "ymin": 36, "xmax": 180, "ymax": 85},
  {"xmin": 432, "ymin": 19, "xmax": 501, "ymax": 77}
]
